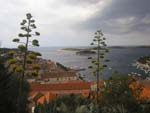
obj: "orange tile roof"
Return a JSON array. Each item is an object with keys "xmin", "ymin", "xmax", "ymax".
[
  {"xmin": 33, "ymin": 92, "xmax": 44, "ymax": 102},
  {"xmin": 140, "ymin": 85, "xmax": 150, "ymax": 99},
  {"xmin": 62, "ymin": 80, "xmax": 83, "ymax": 83},
  {"xmin": 30, "ymin": 79, "xmax": 150, "ymax": 104},
  {"xmin": 30, "ymin": 81, "xmax": 92, "ymax": 104},
  {"xmin": 30, "ymin": 82, "xmax": 91, "ymax": 91},
  {"xmin": 37, "ymin": 92, "xmax": 56, "ymax": 104},
  {"xmin": 129, "ymin": 79, "xmax": 150, "ymax": 100}
]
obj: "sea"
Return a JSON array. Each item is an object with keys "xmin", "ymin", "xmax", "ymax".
[{"xmin": 30, "ymin": 47, "xmax": 150, "ymax": 81}]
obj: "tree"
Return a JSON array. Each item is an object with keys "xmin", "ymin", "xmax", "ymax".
[
  {"xmin": 88, "ymin": 30, "xmax": 110, "ymax": 103},
  {"xmin": 99, "ymin": 72, "xmax": 142, "ymax": 113},
  {"xmin": 0, "ymin": 61, "xmax": 11, "ymax": 113},
  {"xmin": 34, "ymin": 94, "xmax": 91, "ymax": 113},
  {"xmin": 0, "ymin": 59, "xmax": 30, "ymax": 113},
  {"xmin": 9, "ymin": 74, "xmax": 30, "ymax": 113}
]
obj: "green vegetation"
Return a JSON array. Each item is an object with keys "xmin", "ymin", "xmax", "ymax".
[
  {"xmin": 34, "ymin": 94, "xmax": 91, "ymax": 113},
  {"xmin": 61, "ymin": 48, "xmax": 83, "ymax": 51},
  {"xmin": 99, "ymin": 72, "xmax": 142, "ymax": 113},
  {"xmin": 12, "ymin": 13, "xmax": 40, "ymax": 82},
  {"xmin": 76, "ymin": 50, "xmax": 96, "ymax": 55},
  {"xmin": 0, "ymin": 60, "xmax": 30, "ymax": 113}
]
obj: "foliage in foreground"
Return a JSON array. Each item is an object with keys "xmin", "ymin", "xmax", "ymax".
[
  {"xmin": 99, "ymin": 72, "xmax": 142, "ymax": 113},
  {"xmin": 12, "ymin": 13, "xmax": 40, "ymax": 78},
  {"xmin": 0, "ymin": 61, "xmax": 30, "ymax": 113},
  {"xmin": 34, "ymin": 94, "xmax": 92, "ymax": 113}
]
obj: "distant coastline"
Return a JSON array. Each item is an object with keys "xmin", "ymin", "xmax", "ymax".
[
  {"xmin": 60, "ymin": 48, "xmax": 96, "ymax": 55},
  {"xmin": 108, "ymin": 45, "xmax": 150, "ymax": 49},
  {"xmin": 1, "ymin": 45, "xmax": 150, "ymax": 50},
  {"xmin": 60, "ymin": 48, "xmax": 84, "ymax": 51},
  {"xmin": 60, "ymin": 46, "xmax": 150, "ymax": 51}
]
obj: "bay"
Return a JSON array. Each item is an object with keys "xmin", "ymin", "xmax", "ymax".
[{"xmin": 31, "ymin": 47, "xmax": 150, "ymax": 81}]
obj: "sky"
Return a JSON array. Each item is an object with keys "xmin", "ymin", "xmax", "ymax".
[{"xmin": 0, "ymin": 0, "xmax": 150, "ymax": 47}]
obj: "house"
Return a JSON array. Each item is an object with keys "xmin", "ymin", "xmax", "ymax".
[
  {"xmin": 29, "ymin": 81, "xmax": 91, "ymax": 101},
  {"xmin": 28, "ymin": 80, "xmax": 91, "ymax": 113}
]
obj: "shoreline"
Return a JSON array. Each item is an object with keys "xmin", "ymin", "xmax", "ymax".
[{"xmin": 60, "ymin": 46, "xmax": 150, "ymax": 51}]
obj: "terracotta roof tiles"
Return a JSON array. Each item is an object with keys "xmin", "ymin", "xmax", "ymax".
[{"xmin": 30, "ymin": 82, "xmax": 91, "ymax": 91}]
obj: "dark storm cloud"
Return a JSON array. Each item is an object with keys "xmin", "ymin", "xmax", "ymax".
[
  {"xmin": 79, "ymin": 0, "xmax": 150, "ymax": 34},
  {"xmin": 102, "ymin": 0, "xmax": 150, "ymax": 19}
]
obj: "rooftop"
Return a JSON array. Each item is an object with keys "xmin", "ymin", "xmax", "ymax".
[{"xmin": 30, "ymin": 81, "xmax": 91, "ymax": 91}]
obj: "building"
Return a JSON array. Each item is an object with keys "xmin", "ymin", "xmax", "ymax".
[
  {"xmin": 30, "ymin": 81, "xmax": 91, "ymax": 100},
  {"xmin": 28, "ymin": 81, "xmax": 92, "ymax": 113}
]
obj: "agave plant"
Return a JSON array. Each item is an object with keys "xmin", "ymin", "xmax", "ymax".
[{"xmin": 88, "ymin": 30, "xmax": 110, "ymax": 103}]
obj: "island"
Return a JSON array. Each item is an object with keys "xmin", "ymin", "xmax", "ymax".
[
  {"xmin": 61, "ymin": 48, "xmax": 84, "ymax": 51},
  {"xmin": 76, "ymin": 50, "xmax": 96, "ymax": 55}
]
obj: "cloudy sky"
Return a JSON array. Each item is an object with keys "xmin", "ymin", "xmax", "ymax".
[{"xmin": 0, "ymin": 0, "xmax": 150, "ymax": 47}]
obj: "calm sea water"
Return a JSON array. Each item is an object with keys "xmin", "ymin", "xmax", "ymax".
[{"xmin": 31, "ymin": 47, "xmax": 150, "ymax": 81}]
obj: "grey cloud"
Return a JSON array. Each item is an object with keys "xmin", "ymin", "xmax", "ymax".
[
  {"xmin": 78, "ymin": 0, "xmax": 150, "ymax": 34},
  {"xmin": 62, "ymin": 0, "xmax": 100, "ymax": 5},
  {"xmin": 101, "ymin": 0, "xmax": 150, "ymax": 19}
]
